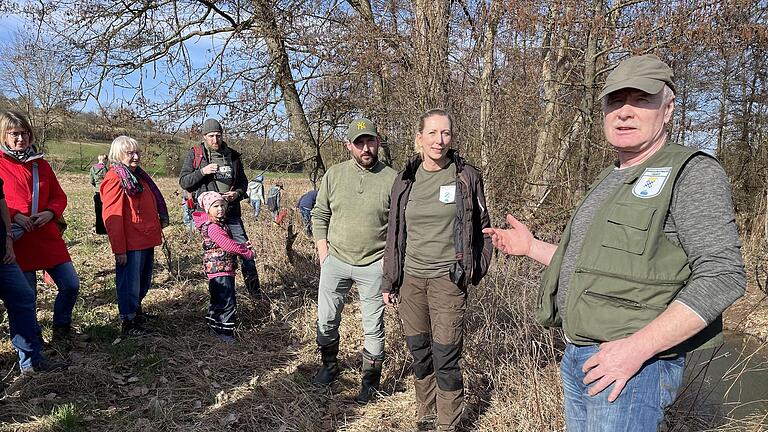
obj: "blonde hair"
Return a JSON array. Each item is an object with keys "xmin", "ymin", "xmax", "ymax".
[
  {"xmin": 414, "ymin": 108, "xmax": 453, "ymax": 155},
  {"xmin": 108, "ymin": 136, "xmax": 140, "ymax": 163},
  {"xmin": 0, "ymin": 111, "xmax": 35, "ymax": 146}
]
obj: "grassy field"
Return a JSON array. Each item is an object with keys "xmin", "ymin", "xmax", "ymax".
[{"xmin": 0, "ymin": 171, "xmax": 765, "ymax": 431}]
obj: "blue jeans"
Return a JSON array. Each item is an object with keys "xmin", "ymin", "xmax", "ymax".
[
  {"xmin": 181, "ymin": 201, "xmax": 195, "ymax": 229},
  {"xmin": 206, "ymin": 276, "xmax": 236, "ymax": 335},
  {"xmin": 1, "ymin": 263, "xmax": 43, "ymax": 369},
  {"xmin": 561, "ymin": 343, "xmax": 685, "ymax": 432},
  {"xmin": 250, "ymin": 200, "xmax": 262, "ymax": 218},
  {"xmin": 224, "ymin": 216, "xmax": 257, "ymax": 282},
  {"xmin": 115, "ymin": 248, "xmax": 154, "ymax": 320},
  {"xmin": 299, "ymin": 207, "xmax": 312, "ymax": 234},
  {"xmin": 24, "ymin": 261, "xmax": 80, "ymax": 327}
]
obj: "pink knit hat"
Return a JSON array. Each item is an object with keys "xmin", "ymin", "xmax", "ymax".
[{"xmin": 198, "ymin": 191, "xmax": 225, "ymax": 213}]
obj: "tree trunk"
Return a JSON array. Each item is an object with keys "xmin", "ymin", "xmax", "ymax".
[
  {"xmin": 480, "ymin": 0, "xmax": 502, "ymax": 176},
  {"xmin": 413, "ymin": 0, "xmax": 451, "ymax": 111},
  {"xmin": 253, "ymin": 0, "xmax": 323, "ymax": 176},
  {"xmin": 716, "ymin": 53, "xmax": 731, "ymax": 159},
  {"xmin": 522, "ymin": 3, "xmax": 569, "ymax": 220},
  {"xmin": 574, "ymin": 0, "xmax": 604, "ymax": 198},
  {"xmin": 348, "ymin": 0, "xmax": 391, "ymax": 165}
]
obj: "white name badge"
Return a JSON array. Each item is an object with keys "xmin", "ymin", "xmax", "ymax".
[
  {"xmin": 439, "ymin": 184, "xmax": 456, "ymax": 203},
  {"xmin": 632, "ymin": 167, "xmax": 672, "ymax": 198}
]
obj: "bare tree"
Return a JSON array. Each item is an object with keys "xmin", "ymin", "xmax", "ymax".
[
  {"xmin": 0, "ymin": 32, "xmax": 82, "ymax": 149},
  {"xmin": 18, "ymin": 0, "xmax": 325, "ymax": 173}
]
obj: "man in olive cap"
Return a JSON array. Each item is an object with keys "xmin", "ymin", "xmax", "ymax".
[
  {"xmin": 310, "ymin": 118, "xmax": 396, "ymax": 404},
  {"xmin": 484, "ymin": 54, "xmax": 745, "ymax": 430},
  {"xmin": 179, "ymin": 118, "xmax": 262, "ymax": 299}
]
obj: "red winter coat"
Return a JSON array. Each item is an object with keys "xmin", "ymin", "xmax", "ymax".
[
  {"xmin": 100, "ymin": 170, "xmax": 162, "ymax": 255},
  {"xmin": 0, "ymin": 153, "xmax": 71, "ymax": 272}
]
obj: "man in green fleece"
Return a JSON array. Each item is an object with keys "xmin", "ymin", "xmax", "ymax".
[{"xmin": 311, "ymin": 118, "xmax": 396, "ymax": 404}]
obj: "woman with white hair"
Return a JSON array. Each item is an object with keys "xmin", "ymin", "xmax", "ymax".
[{"xmin": 101, "ymin": 136, "xmax": 168, "ymax": 336}]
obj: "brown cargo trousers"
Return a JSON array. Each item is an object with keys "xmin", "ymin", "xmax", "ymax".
[{"xmin": 400, "ymin": 274, "xmax": 466, "ymax": 432}]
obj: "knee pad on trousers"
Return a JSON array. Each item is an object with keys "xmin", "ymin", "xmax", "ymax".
[
  {"xmin": 406, "ymin": 333, "xmax": 434, "ymax": 379},
  {"xmin": 433, "ymin": 341, "xmax": 463, "ymax": 391}
]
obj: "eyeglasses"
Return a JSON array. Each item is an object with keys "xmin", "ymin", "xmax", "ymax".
[{"xmin": 6, "ymin": 131, "xmax": 30, "ymax": 139}]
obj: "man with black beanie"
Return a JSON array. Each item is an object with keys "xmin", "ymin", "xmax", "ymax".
[{"xmin": 179, "ymin": 118, "xmax": 261, "ymax": 298}]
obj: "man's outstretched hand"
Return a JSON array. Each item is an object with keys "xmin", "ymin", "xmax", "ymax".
[{"xmin": 482, "ymin": 214, "xmax": 533, "ymax": 256}]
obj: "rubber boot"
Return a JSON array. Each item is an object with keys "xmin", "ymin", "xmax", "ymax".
[
  {"xmin": 312, "ymin": 340, "xmax": 340, "ymax": 385},
  {"xmin": 355, "ymin": 350, "xmax": 384, "ymax": 404},
  {"xmin": 246, "ymin": 272, "xmax": 262, "ymax": 299}
]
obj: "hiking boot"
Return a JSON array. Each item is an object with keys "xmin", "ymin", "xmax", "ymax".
[
  {"xmin": 135, "ymin": 310, "xmax": 159, "ymax": 326},
  {"xmin": 51, "ymin": 324, "xmax": 72, "ymax": 342},
  {"xmin": 22, "ymin": 358, "xmax": 69, "ymax": 375},
  {"xmin": 415, "ymin": 414, "xmax": 437, "ymax": 431},
  {"xmin": 312, "ymin": 340, "xmax": 340, "ymax": 385},
  {"xmin": 208, "ymin": 327, "xmax": 237, "ymax": 344},
  {"xmin": 355, "ymin": 350, "xmax": 384, "ymax": 405},
  {"xmin": 121, "ymin": 319, "xmax": 151, "ymax": 337}
]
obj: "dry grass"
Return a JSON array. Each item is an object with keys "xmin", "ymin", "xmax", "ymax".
[{"xmin": 0, "ymin": 173, "xmax": 765, "ymax": 431}]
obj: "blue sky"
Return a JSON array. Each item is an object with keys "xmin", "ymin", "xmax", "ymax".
[{"xmin": 0, "ymin": 12, "xmax": 230, "ymax": 126}]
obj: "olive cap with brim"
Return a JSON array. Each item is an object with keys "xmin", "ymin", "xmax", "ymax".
[
  {"xmin": 347, "ymin": 118, "xmax": 378, "ymax": 143},
  {"xmin": 598, "ymin": 54, "xmax": 676, "ymax": 100}
]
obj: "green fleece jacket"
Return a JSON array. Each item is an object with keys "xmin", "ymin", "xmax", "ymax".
[{"xmin": 311, "ymin": 159, "xmax": 396, "ymax": 266}]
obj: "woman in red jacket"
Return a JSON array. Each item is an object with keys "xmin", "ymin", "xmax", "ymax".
[
  {"xmin": 0, "ymin": 111, "xmax": 80, "ymax": 341},
  {"xmin": 101, "ymin": 136, "xmax": 168, "ymax": 336}
]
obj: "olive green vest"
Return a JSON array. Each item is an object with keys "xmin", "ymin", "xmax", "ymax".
[{"xmin": 536, "ymin": 144, "xmax": 722, "ymax": 353}]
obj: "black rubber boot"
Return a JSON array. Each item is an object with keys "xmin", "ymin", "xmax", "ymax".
[
  {"xmin": 355, "ymin": 350, "xmax": 384, "ymax": 405},
  {"xmin": 312, "ymin": 340, "xmax": 340, "ymax": 385},
  {"xmin": 246, "ymin": 272, "xmax": 262, "ymax": 299}
]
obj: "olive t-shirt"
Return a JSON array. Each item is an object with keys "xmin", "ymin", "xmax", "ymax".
[{"xmin": 404, "ymin": 162, "xmax": 457, "ymax": 278}]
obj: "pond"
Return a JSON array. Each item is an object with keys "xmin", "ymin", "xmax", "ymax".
[{"xmin": 677, "ymin": 330, "xmax": 768, "ymax": 426}]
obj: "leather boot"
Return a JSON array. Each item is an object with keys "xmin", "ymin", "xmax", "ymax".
[
  {"xmin": 355, "ymin": 350, "xmax": 384, "ymax": 404},
  {"xmin": 312, "ymin": 340, "xmax": 340, "ymax": 385}
]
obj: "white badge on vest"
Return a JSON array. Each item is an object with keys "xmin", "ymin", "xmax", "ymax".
[
  {"xmin": 439, "ymin": 184, "xmax": 456, "ymax": 204},
  {"xmin": 632, "ymin": 167, "xmax": 672, "ymax": 199}
]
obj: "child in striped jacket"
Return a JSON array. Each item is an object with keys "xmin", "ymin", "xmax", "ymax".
[{"xmin": 193, "ymin": 191, "xmax": 254, "ymax": 342}]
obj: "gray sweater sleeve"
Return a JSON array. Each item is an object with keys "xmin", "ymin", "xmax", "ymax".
[{"xmin": 666, "ymin": 155, "xmax": 746, "ymax": 324}]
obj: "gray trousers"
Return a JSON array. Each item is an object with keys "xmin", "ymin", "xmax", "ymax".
[{"xmin": 316, "ymin": 254, "xmax": 385, "ymax": 356}]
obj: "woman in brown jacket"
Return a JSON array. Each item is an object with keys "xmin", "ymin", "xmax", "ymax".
[{"xmin": 382, "ymin": 109, "xmax": 493, "ymax": 432}]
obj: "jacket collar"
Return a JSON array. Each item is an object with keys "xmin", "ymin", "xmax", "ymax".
[{"xmin": 403, "ymin": 149, "xmax": 465, "ymax": 180}]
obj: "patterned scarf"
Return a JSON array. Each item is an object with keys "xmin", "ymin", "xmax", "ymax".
[
  {"xmin": 1, "ymin": 145, "xmax": 42, "ymax": 162},
  {"xmin": 111, "ymin": 163, "xmax": 169, "ymax": 226}
]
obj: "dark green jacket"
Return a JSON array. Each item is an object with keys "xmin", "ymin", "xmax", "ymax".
[{"xmin": 537, "ymin": 144, "xmax": 721, "ymax": 353}]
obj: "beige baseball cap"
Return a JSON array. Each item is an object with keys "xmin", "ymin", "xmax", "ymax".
[{"xmin": 599, "ymin": 54, "xmax": 676, "ymax": 100}]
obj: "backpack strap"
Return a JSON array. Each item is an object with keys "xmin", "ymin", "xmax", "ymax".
[
  {"xmin": 31, "ymin": 162, "xmax": 39, "ymax": 215},
  {"xmin": 192, "ymin": 145, "xmax": 204, "ymax": 169}
]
